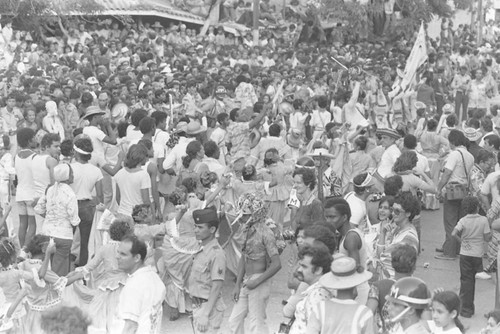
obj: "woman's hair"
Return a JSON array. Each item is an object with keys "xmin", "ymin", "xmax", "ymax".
[
  {"xmin": 432, "ymin": 291, "xmax": 464, "ymax": 333},
  {"xmin": 169, "ymin": 186, "xmax": 187, "ymax": 205},
  {"xmin": 446, "ymin": 114, "xmax": 458, "ymax": 127},
  {"xmin": 293, "ymin": 168, "xmax": 316, "ymax": 190},
  {"xmin": 25, "ymin": 234, "xmax": 50, "ymax": 257},
  {"xmin": 182, "ymin": 140, "xmax": 203, "ymax": 168},
  {"xmin": 109, "ymin": 218, "xmax": 133, "ymax": 241},
  {"xmin": 394, "ymin": 192, "xmax": 421, "ymax": 222},
  {"xmin": 393, "ymin": 151, "xmax": 418, "ymax": 173},
  {"xmin": 181, "ymin": 177, "xmax": 198, "ymax": 194},
  {"xmin": 384, "ymin": 175, "xmax": 403, "ymax": 196},
  {"xmin": 391, "ymin": 244, "xmax": 417, "ymax": 274},
  {"xmin": 303, "ymin": 223, "xmax": 337, "ymax": 254},
  {"xmin": 0, "ymin": 239, "xmax": 16, "ymax": 267},
  {"xmin": 486, "ymin": 310, "xmax": 500, "ymax": 324},
  {"xmin": 242, "ymin": 165, "xmax": 256, "ymax": 181},
  {"xmin": 354, "ymin": 136, "xmax": 369, "ymax": 151},
  {"xmin": 73, "ymin": 137, "xmax": 93, "ymax": 162},
  {"xmin": 125, "ymin": 144, "xmax": 148, "ymax": 168},
  {"xmin": 427, "ymin": 118, "xmax": 438, "ymax": 131},
  {"xmin": 379, "ymin": 195, "xmax": 396, "ymax": 209},
  {"xmin": 41, "ymin": 306, "xmax": 92, "ymax": 334},
  {"xmin": 324, "ymin": 197, "xmax": 351, "ymax": 221},
  {"xmin": 461, "ymin": 196, "xmax": 480, "ymax": 214}
]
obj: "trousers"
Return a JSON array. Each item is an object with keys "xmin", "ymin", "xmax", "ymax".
[
  {"xmin": 442, "ymin": 198, "xmax": 462, "ymax": 257},
  {"xmin": 459, "ymin": 255, "xmax": 483, "ymax": 316},
  {"xmin": 228, "ymin": 273, "xmax": 271, "ymax": 334}
]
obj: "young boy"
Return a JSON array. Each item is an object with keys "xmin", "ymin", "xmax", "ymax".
[
  {"xmin": 188, "ymin": 208, "xmax": 226, "ymax": 334},
  {"xmin": 452, "ymin": 196, "xmax": 492, "ymax": 318}
]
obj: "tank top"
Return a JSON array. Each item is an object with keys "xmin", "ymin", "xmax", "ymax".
[
  {"xmin": 14, "ymin": 152, "xmax": 35, "ymax": 202},
  {"xmin": 339, "ymin": 228, "xmax": 368, "ymax": 268},
  {"xmin": 31, "ymin": 155, "xmax": 51, "ymax": 198}
]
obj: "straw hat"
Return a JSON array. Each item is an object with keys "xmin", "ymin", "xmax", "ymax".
[
  {"xmin": 463, "ymin": 127, "xmax": 482, "ymax": 142},
  {"xmin": 376, "ymin": 128, "xmax": 400, "ymax": 140},
  {"xmin": 309, "ymin": 148, "xmax": 334, "ymax": 160},
  {"xmin": 82, "ymin": 106, "xmax": 105, "ymax": 119},
  {"xmin": 186, "ymin": 121, "xmax": 207, "ymax": 135},
  {"xmin": 319, "ymin": 256, "xmax": 372, "ymax": 290}
]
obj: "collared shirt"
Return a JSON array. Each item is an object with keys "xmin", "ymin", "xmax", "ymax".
[
  {"xmin": 35, "ymin": 183, "xmax": 80, "ymax": 240},
  {"xmin": 289, "ymin": 282, "xmax": 333, "ymax": 334},
  {"xmin": 163, "ymin": 137, "xmax": 195, "ymax": 172},
  {"xmin": 227, "ymin": 121, "xmax": 251, "ymax": 157},
  {"xmin": 237, "ymin": 220, "xmax": 279, "ymax": 262},
  {"xmin": 116, "ymin": 266, "xmax": 166, "ymax": 334},
  {"xmin": 444, "ymin": 146, "xmax": 474, "ymax": 184},
  {"xmin": 188, "ymin": 238, "xmax": 226, "ymax": 299},
  {"xmin": 0, "ymin": 106, "xmax": 23, "ymax": 132}
]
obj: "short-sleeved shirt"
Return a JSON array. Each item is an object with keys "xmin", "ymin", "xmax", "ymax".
[
  {"xmin": 117, "ymin": 266, "xmax": 166, "ymax": 334},
  {"xmin": 455, "ymin": 213, "xmax": 490, "ymax": 257},
  {"xmin": 401, "ymin": 174, "xmax": 428, "ymax": 197},
  {"xmin": 242, "ymin": 221, "xmax": 278, "ymax": 261},
  {"xmin": 188, "ymin": 238, "xmax": 226, "ymax": 299},
  {"xmin": 377, "ymin": 144, "xmax": 401, "ymax": 179},
  {"xmin": 345, "ymin": 192, "xmax": 368, "ymax": 228},
  {"xmin": 227, "ymin": 121, "xmax": 250, "ymax": 157},
  {"xmin": 444, "ymin": 146, "xmax": 474, "ymax": 184},
  {"xmin": 82, "ymin": 126, "xmax": 107, "ymax": 167},
  {"xmin": 113, "ymin": 168, "xmax": 151, "ymax": 215},
  {"xmin": 70, "ymin": 161, "xmax": 103, "ymax": 200},
  {"xmin": 0, "ymin": 107, "xmax": 23, "ymax": 132}
]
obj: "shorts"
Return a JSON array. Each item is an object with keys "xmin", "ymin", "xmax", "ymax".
[{"xmin": 17, "ymin": 200, "xmax": 35, "ymax": 216}]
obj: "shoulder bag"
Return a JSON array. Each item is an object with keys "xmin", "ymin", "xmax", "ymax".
[{"xmin": 445, "ymin": 149, "xmax": 471, "ymax": 200}]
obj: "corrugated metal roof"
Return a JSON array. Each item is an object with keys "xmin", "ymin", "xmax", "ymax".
[{"xmin": 83, "ymin": 0, "xmax": 205, "ymax": 25}]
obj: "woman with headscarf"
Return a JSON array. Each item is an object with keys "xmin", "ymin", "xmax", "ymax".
[
  {"xmin": 34, "ymin": 163, "xmax": 80, "ymax": 276},
  {"xmin": 42, "ymin": 100, "xmax": 65, "ymax": 140}
]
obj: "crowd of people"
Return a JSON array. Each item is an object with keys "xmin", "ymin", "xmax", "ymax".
[{"xmin": 1, "ymin": 9, "xmax": 500, "ymax": 334}]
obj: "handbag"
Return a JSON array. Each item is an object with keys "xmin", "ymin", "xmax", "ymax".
[
  {"xmin": 277, "ymin": 317, "xmax": 295, "ymax": 334},
  {"xmin": 445, "ymin": 150, "xmax": 471, "ymax": 200}
]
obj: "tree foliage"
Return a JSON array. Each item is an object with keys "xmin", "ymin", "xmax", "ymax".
[{"xmin": 0, "ymin": 0, "xmax": 103, "ymax": 30}]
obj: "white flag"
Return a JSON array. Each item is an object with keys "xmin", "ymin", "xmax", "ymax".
[{"xmin": 400, "ymin": 22, "xmax": 428, "ymax": 91}]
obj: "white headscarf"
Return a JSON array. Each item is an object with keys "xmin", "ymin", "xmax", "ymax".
[{"xmin": 45, "ymin": 101, "xmax": 58, "ymax": 117}]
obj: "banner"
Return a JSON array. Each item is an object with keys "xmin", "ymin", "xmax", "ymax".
[{"xmin": 400, "ymin": 22, "xmax": 428, "ymax": 92}]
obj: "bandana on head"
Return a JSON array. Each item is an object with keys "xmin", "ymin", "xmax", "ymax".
[{"xmin": 236, "ymin": 193, "xmax": 268, "ymax": 224}]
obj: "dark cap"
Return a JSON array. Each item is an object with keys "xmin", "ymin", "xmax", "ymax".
[{"xmin": 193, "ymin": 208, "xmax": 219, "ymax": 226}]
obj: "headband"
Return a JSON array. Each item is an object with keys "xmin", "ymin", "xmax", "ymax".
[
  {"xmin": 353, "ymin": 173, "xmax": 373, "ymax": 188},
  {"xmin": 73, "ymin": 145, "xmax": 92, "ymax": 155}
]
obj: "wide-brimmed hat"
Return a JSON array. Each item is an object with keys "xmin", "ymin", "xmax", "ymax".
[
  {"xmin": 309, "ymin": 148, "xmax": 334, "ymax": 159},
  {"xmin": 111, "ymin": 103, "xmax": 128, "ymax": 121},
  {"xmin": 376, "ymin": 128, "xmax": 400, "ymax": 140},
  {"xmin": 82, "ymin": 106, "xmax": 105, "ymax": 119},
  {"xmin": 442, "ymin": 104, "xmax": 453, "ymax": 114},
  {"xmin": 215, "ymin": 85, "xmax": 227, "ymax": 95},
  {"xmin": 463, "ymin": 127, "xmax": 482, "ymax": 142},
  {"xmin": 414, "ymin": 101, "xmax": 426, "ymax": 110},
  {"xmin": 152, "ymin": 21, "xmax": 163, "ymax": 28},
  {"xmin": 319, "ymin": 256, "xmax": 372, "ymax": 290},
  {"xmin": 287, "ymin": 129, "xmax": 302, "ymax": 149},
  {"xmin": 186, "ymin": 121, "xmax": 207, "ymax": 135},
  {"xmin": 175, "ymin": 121, "xmax": 188, "ymax": 134}
]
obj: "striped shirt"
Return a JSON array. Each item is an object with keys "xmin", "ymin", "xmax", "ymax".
[{"xmin": 306, "ymin": 298, "xmax": 375, "ymax": 334}]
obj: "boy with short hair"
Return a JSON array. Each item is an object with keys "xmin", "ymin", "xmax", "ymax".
[{"xmin": 452, "ymin": 196, "xmax": 492, "ymax": 318}]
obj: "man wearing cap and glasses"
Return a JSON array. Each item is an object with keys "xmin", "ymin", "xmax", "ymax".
[{"xmin": 188, "ymin": 208, "xmax": 226, "ymax": 334}]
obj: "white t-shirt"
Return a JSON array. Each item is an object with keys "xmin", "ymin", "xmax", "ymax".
[
  {"xmin": 344, "ymin": 192, "xmax": 368, "ymax": 228},
  {"xmin": 31, "ymin": 155, "xmax": 51, "ymax": 198},
  {"xmin": 113, "ymin": 168, "xmax": 151, "ymax": 215},
  {"xmin": 427, "ymin": 321, "xmax": 462, "ymax": 334},
  {"xmin": 126, "ymin": 125, "xmax": 143, "ymax": 143},
  {"xmin": 82, "ymin": 126, "xmax": 107, "ymax": 167},
  {"xmin": 481, "ymin": 170, "xmax": 500, "ymax": 201},
  {"xmin": 70, "ymin": 161, "xmax": 104, "ymax": 200},
  {"xmin": 444, "ymin": 147, "xmax": 474, "ymax": 184},
  {"xmin": 116, "ymin": 266, "xmax": 166, "ymax": 334},
  {"xmin": 377, "ymin": 144, "xmax": 401, "ymax": 179}
]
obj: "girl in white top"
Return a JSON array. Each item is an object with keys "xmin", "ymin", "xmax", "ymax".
[
  {"xmin": 428, "ymin": 291, "xmax": 464, "ymax": 334},
  {"xmin": 114, "ymin": 144, "xmax": 152, "ymax": 216},
  {"xmin": 42, "ymin": 101, "xmax": 65, "ymax": 141}
]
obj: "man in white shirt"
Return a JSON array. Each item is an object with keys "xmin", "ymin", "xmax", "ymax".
[
  {"xmin": 81, "ymin": 106, "xmax": 117, "ymax": 167},
  {"xmin": 375, "ymin": 128, "xmax": 401, "ymax": 190},
  {"xmin": 210, "ymin": 113, "xmax": 229, "ymax": 166},
  {"xmin": 116, "ymin": 235, "xmax": 166, "ymax": 334},
  {"xmin": 202, "ymin": 141, "xmax": 225, "ymax": 179},
  {"xmin": 344, "ymin": 172, "xmax": 373, "ymax": 230},
  {"xmin": 163, "ymin": 121, "xmax": 195, "ymax": 175}
]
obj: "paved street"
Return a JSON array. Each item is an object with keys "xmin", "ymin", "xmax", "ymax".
[{"xmin": 163, "ymin": 207, "xmax": 495, "ymax": 334}]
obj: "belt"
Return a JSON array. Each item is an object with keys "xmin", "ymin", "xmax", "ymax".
[{"xmin": 191, "ymin": 296, "xmax": 208, "ymax": 307}]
